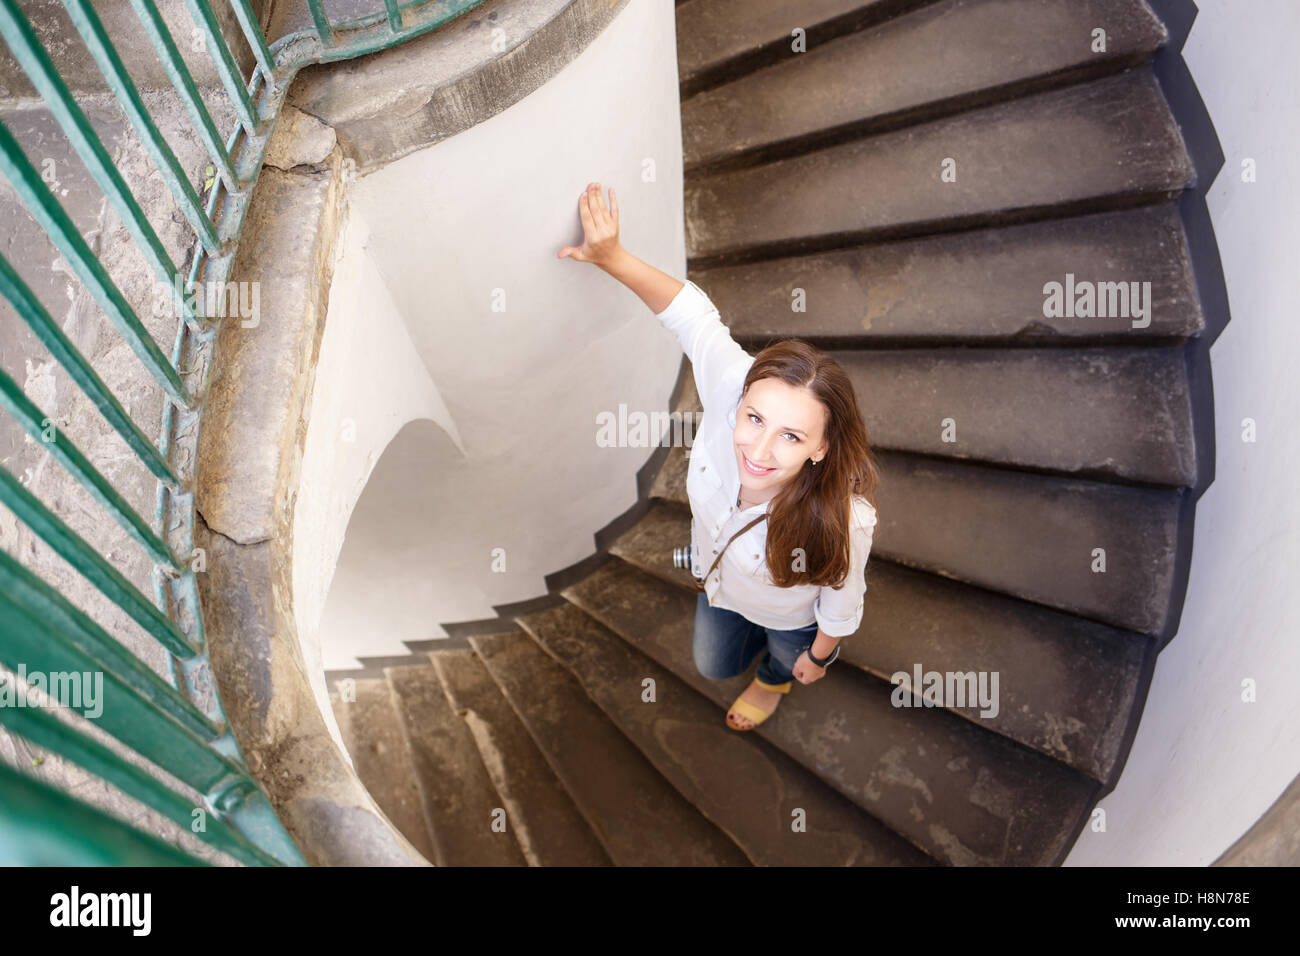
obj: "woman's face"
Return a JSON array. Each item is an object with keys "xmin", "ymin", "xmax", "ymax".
[{"xmin": 733, "ymin": 377, "xmax": 829, "ymax": 497}]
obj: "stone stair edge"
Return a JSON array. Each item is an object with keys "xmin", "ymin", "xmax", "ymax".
[
  {"xmin": 510, "ymin": 598, "xmax": 940, "ymax": 865},
  {"xmin": 560, "ymin": 557, "xmax": 1100, "ymax": 864}
]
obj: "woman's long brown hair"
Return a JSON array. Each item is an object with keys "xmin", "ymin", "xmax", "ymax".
[{"xmin": 743, "ymin": 339, "xmax": 880, "ymax": 589}]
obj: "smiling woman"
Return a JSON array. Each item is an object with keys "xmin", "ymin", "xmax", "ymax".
[
  {"xmin": 559, "ymin": 182, "xmax": 881, "ymax": 732},
  {"xmin": 664, "ymin": 288, "xmax": 881, "ymax": 732},
  {"xmin": 735, "ymin": 379, "xmax": 828, "ymax": 507}
]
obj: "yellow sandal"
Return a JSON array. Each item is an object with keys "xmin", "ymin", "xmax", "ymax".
[{"xmin": 726, "ymin": 677, "xmax": 793, "ymax": 731}]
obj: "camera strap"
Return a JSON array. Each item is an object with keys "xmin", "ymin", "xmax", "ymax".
[{"xmin": 693, "ymin": 513, "xmax": 768, "ymax": 593}]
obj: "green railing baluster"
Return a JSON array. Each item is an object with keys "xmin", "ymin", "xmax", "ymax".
[
  {"xmin": 0, "ymin": 465, "xmax": 198, "ymax": 659},
  {"xmin": 60, "ymin": 0, "xmax": 222, "ymax": 257},
  {"xmin": 0, "ymin": 3, "xmax": 201, "ymax": 329},
  {"xmin": 384, "ymin": 0, "xmax": 405, "ymax": 31},
  {"xmin": 0, "ymin": 762, "xmax": 208, "ymax": 866},
  {"xmin": 227, "ymin": 0, "xmax": 277, "ymax": 86},
  {"xmin": 307, "ymin": 0, "xmax": 336, "ymax": 46},
  {"xmin": 0, "ymin": 0, "xmax": 493, "ymax": 866},
  {"xmin": 0, "ymin": 255, "xmax": 179, "ymax": 487},
  {"xmin": 313, "ymin": 0, "xmax": 488, "ymax": 64},
  {"xmin": 129, "ymin": 0, "xmax": 240, "ymax": 192},
  {"xmin": 181, "ymin": 0, "xmax": 261, "ymax": 135},
  {"xmin": 0, "ymin": 702, "xmax": 283, "ymax": 866},
  {"xmin": 0, "ymin": 370, "xmax": 184, "ymax": 572},
  {"xmin": 0, "ymin": 552, "xmax": 237, "ymax": 767},
  {"xmin": 0, "ymin": 121, "xmax": 192, "ymax": 406}
]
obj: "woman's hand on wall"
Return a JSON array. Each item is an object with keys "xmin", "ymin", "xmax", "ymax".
[{"xmin": 558, "ymin": 181, "xmax": 621, "ymax": 267}]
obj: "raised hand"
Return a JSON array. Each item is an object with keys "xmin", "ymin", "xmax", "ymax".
[{"xmin": 558, "ymin": 181, "xmax": 621, "ymax": 266}]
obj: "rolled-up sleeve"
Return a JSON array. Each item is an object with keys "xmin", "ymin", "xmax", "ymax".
[
  {"xmin": 813, "ymin": 514, "xmax": 876, "ymax": 638},
  {"xmin": 654, "ymin": 279, "xmax": 752, "ymax": 410}
]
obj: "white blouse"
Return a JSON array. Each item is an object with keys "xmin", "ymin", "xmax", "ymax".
[{"xmin": 654, "ymin": 279, "xmax": 877, "ymax": 638}]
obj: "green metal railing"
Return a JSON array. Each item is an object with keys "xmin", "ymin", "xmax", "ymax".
[{"xmin": 0, "ymin": 0, "xmax": 486, "ymax": 865}]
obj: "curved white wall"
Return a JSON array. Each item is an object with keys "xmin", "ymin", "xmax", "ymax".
[
  {"xmin": 1065, "ymin": 0, "xmax": 1300, "ymax": 864},
  {"xmin": 292, "ymin": 209, "xmax": 465, "ymax": 751},
  {"xmin": 293, "ymin": 0, "xmax": 685, "ymax": 728}
]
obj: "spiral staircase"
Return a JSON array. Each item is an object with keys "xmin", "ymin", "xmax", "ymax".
[
  {"xmin": 0, "ymin": 0, "xmax": 1244, "ymax": 866},
  {"xmin": 320, "ymin": 0, "xmax": 1218, "ymax": 866}
]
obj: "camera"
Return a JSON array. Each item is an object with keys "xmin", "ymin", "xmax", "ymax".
[{"xmin": 674, "ymin": 534, "xmax": 703, "ymax": 585}]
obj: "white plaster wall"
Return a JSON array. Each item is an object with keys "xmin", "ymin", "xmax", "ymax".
[
  {"xmin": 294, "ymin": 0, "xmax": 684, "ymax": 709},
  {"xmin": 293, "ymin": 210, "xmax": 465, "ymax": 753},
  {"xmin": 1065, "ymin": 0, "xmax": 1300, "ymax": 864}
]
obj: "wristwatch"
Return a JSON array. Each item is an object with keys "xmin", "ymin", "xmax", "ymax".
[{"xmin": 805, "ymin": 641, "xmax": 840, "ymax": 668}]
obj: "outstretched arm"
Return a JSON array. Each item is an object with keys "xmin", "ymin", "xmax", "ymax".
[
  {"xmin": 560, "ymin": 180, "xmax": 752, "ymax": 405},
  {"xmin": 558, "ymin": 181, "xmax": 683, "ymax": 314},
  {"xmin": 600, "ymin": 245, "xmax": 683, "ymax": 315}
]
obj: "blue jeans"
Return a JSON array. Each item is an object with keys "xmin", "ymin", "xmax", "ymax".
[{"xmin": 691, "ymin": 591, "xmax": 819, "ymax": 686}]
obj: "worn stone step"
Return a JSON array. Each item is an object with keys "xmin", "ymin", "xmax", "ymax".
[
  {"xmin": 329, "ymin": 677, "xmax": 438, "ymax": 862},
  {"xmin": 685, "ymin": 0, "xmax": 1166, "ymax": 172},
  {"xmin": 872, "ymin": 449, "xmax": 1182, "ymax": 635},
  {"xmin": 686, "ymin": 69, "xmax": 1193, "ymax": 262},
  {"xmin": 609, "ymin": 499, "xmax": 696, "ymax": 593},
  {"xmin": 653, "ymin": 425, "xmax": 1183, "ymax": 634},
  {"xmin": 841, "ymin": 559, "xmax": 1154, "ymax": 786},
  {"xmin": 677, "ymin": 0, "xmax": 941, "ymax": 97},
  {"xmin": 648, "ymin": 338, "xmax": 1194, "ymax": 491},
  {"xmin": 429, "ymin": 648, "xmax": 613, "ymax": 866},
  {"xmin": 562, "ymin": 557, "xmax": 1099, "ymax": 864},
  {"xmin": 837, "ymin": 345, "xmax": 1196, "ymax": 485},
  {"xmin": 469, "ymin": 630, "xmax": 751, "ymax": 866},
  {"xmin": 646, "ymin": 335, "xmax": 1183, "ymax": 632},
  {"xmin": 648, "ymin": 371, "xmax": 699, "ymax": 505},
  {"xmin": 516, "ymin": 600, "xmax": 935, "ymax": 865},
  {"xmin": 649, "ymin": 345, "xmax": 1196, "ymax": 486},
  {"xmin": 693, "ymin": 203, "xmax": 1203, "ymax": 343},
  {"xmin": 386, "ymin": 664, "xmax": 528, "ymax": 866},
  {"xmin": 610, "ymin": 499, "xmax": 1154, "ymax": 784}
]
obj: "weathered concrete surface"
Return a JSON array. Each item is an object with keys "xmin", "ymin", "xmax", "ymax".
[
  {"xmin": 431, "ymin": 647, "xmax": 613, "ymax": 866},
  {"xmin": 683, "ymin": 0, "xmax": 1167, "ymax": 170},
  {"xmin": 193, "ymin": 146, "xmax": 425, "ymax": 865},
  {"xmin": 195, "ymin": 509, "xmax": 427, "ymax": 865},
  {"xmin": 869, "ymin": 449, "xmax": 1181, "ymax": 636},
  {"xmin": 196, "ymin": 159, "xmax": 342, "ymax": 545},
  {"xmin": 695, "ymin": 204, "xmax": 1203, "ymax": 342},
  {"xmin": 0, "ymin": 96, "xmax": 228, "ymax": 643},
  {"xmin": 267, "ymin": 0, "xmax": 423, "ymax": 45},
  {"xmin": 330, "ymin": 677, "xmax": 438, "ymax": 862},
  {"xmin": 833, "ymin": 346, "xmax": 1196, "ymax": 486},
  {"xmin": 517, "ymin": 600, "xmax": 933, "ymax": 865},
  {"xmin": 288, "ymin": 0, "xmax": 632, "ymax": 173},
  {"xmin": 563, "ymin": 556, "xmax": 1099, "ymax": 866},
  {"xmin": 612, "ymin": 500, "xmax": 1154, "ymax": 787},
  {"xmin": 676, "ymin": 0, "xmax": 937, "ymax": 95},
  {"xmin": 649, "ymin": 368, "xmax": 1181, "ymax": 636},
  {"xmin": 685, "ymin": 69, "xmax": 1195, "ymax": 261},
  {"xmin": 470, "ymin": 630, "xmax": 752, "ymax": 866},
  {"xmin": 263, "ymin": 104, "xmax": 337, "ymax": 170},
  {"xmin": 386, "ymin": 661, "xmax": 528, "ymax": 866},
  {"xmin": 0, "ymin": 0, "xmax": 268, "ymax": 101},
  {"xmin": 648, "ymin": 371, "xmax": 699, "ymax": 506},
  {"xmin": 1215, "ymin": 770, "xmax": 1300, "ymax": 866}
]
